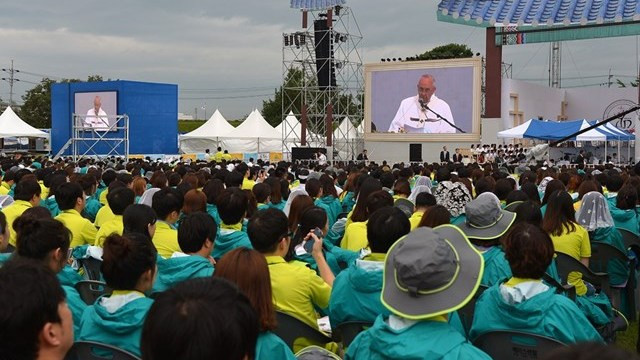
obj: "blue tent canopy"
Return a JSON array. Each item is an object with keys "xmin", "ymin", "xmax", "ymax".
[{"xmin": 525, "ymin": 119, "xmax": 583, "ymax": 141}]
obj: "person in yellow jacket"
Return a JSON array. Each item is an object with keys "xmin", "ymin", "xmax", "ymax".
[
  {"xmin": 0, "ymin": 171, "xmax": 15, "ymax": 196},
  {"xmin": 55, "ymin": 182, "xmax": 97, "ymax": 248},
  {"xmin": 95, "ymin": 188, "xmax": 135, "ymax": 246},
  {"xmin": 2, "ymin": 178, "xmax": 41, "ymax": 247},
  {"xmin": 151, "ymin": 188, "xmax": 183, "ymax": 258},
  {"xmin": 214, "ymin": 147, "xmax": 225, "ymax": 162}
]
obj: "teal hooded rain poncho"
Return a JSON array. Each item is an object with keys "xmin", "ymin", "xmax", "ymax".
[
  {"xmin": 152, "ymin": 254, "xmax": 214, "ymax": 293},
  {"xmin": 78, "ymin": 294, "xmax": 154, "ymax": 356},
  {"xmin": 470, "ymin": 282, "xmax": 603, "ymax": 344},
  {"xmin": 345, "ymin": 315, "xmax": 491, "ymax": 360}
]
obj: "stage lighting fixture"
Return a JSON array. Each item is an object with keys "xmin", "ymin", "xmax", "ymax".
[
  {"xmin": 294, "ymin": 35, "xmax": 300, "ymax": 47},
  {"xmin": 298, "ymin": 33, "xmax": 306, "ymax": 45},
  {"xmin": 284, "ymin": 34, "xmax": 290, "ymax": 46},
  {"xmin": 335, "ymin": 5, "xmax": 342, "ymax": 16},
  {"xmin": 386, "ymin": 58, "xmax": 391, "ymax": 62},
  {"xmin": 392, "ymin": 58, "xmax": 397, "ymax": 61},
  {"xmin": 381, "ymin": 58, "xmax": 386, "ymax": 62}
]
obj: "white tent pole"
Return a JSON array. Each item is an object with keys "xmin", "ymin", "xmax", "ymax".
[
  {"xmin": 618, "ymin": 137, "xmax": 621, "ymax": 164},
  {"xmin": 604, "ymin": 141, "xmax": 607, "ymax": 164}
]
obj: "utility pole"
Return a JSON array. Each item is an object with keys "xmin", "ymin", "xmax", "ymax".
[
  {"xmin": 608, "ymin": 68, "xmax": 613, "ymax": 88},
  {"xmin": 194, "ymin": 107, "xmax": 198, "ymax": 120},
  {"xmin": 1, "ymin": 60, "xmax": 17, "ymax": 105}
]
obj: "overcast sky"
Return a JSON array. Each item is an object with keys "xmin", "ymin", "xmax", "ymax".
[{"xmin": 1, "ymin": 1, "xmax": 638, "ymax": 120}]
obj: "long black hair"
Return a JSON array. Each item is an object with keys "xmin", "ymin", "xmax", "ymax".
[{"xmin": 286, "ymin": 206, "xmax": 327, "ymax": 261}]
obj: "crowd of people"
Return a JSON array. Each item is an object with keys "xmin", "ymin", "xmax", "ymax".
[
  {"xmin": 437, "ymin": 143, "xmax": 628, "ymax": 167},
  {"xmin": 0, "ymin": 152, "xmax": 640, "ymax": 359}
]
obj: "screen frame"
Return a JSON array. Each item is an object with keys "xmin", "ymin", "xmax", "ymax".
[{"xmin": 364, "ymin": 57, "xmax": 482, "ymax": 142}]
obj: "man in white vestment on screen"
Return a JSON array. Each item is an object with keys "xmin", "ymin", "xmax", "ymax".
[
  {"xmin": 388, "ymin": 74, "xmax": 456, "ymax": 134},
  {"xmin": 85, "ymin": 96, "xmax": 110, "ymax": 130}
]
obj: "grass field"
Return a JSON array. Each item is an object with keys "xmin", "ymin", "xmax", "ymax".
[{"xmin": 617, "ymin": 319, "xmax": 637, "ymax": 351}]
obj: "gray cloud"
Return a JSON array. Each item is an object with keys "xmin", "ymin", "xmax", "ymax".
[{"xmin": 1, "ymin": 1, "xmax": 637, "ymax": 120}]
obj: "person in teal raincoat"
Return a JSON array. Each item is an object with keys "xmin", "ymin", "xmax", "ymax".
[
  {"xmin": 252, "ymin": 182, "xmax": 272, "ymax": 211},
  {"xmin": 212, "ymin": 188, "xmax": 252, "ymax": 260},
  {"xmin": 153, "ymin": 212, "xmax": 215, "ymax": 293},
  {"xmin": 470, "ymin": 222, "xmax": 603, "ymax": 344},
  {"xmin": 576, "ymin": 191, "xmax": 632, "ymax": 317},
  {"xmin": 346, "ymin": 226, "xmax": 490, "ymax": 360},
  {"xmin": 288, "ymin": 206, "xmax": 358, "ymax": 276},
  {"xmin": 215, "ymin": 248, "xmax": 296, "ymax": 360},
  {"xmin": 457, "ymin": 193, "xmax": 516, "ymax": 287},
  {"xmin": 313, "ymin": 175, "xmax": 343, "ymax": 228},
  {"xmin": 0, "ymin": 259, "xmax": 76, "ymax": 360},
  {"xmin": 10, "ymin": 216, "xmax": 87, "ymax": 339},
  {"xmin": 78, "ymin": 232, "xmax": 157, "ymax": 356},
  {"xmin": 609, "ymin": 185, "xmax": 639, "ymax": 235},
  {"xmin": 202, "ymin": 178, "xmax": 224, "ymax": 228},
  {"xmin": 328, "ymin": 207, "xmax": 409, "ymax": 328},
  {"xmin": 577, "ymin": 191, "xmax": 629, "ymax": 287},
  {"xmin": 79, "ymin": 174, "xmax": 102, "ymax": 223},
  {"xmin": 44, "ymin": 173, "xmax": 68, "ymax": 217},
  {"xmin": 265, "ymin": 177, "xmax": 286, "ymax": 212}
]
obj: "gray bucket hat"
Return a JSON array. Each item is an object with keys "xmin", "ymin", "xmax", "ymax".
[
  {"xmin": 381, "ymin": 225, "xmax": 484, "ymax": 320},
  {"xmin": 394, "ymin": 198, "xmax": 414, "ymax": 218},
  {"xmin": 458, "ymin": 192, "xmax": 516, "ymax": 240}
]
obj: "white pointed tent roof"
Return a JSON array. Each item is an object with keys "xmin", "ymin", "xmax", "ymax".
[
  {"xmin": 0, "ymin": 106, "xmax": 48, "ymax": 138},
  {"xmin": 497, "ymin": 119, "xmax": 532, "ymax": 139},
  {"xmin": 333, "ymin": 117, "xmax": 358, "ymax": 140},
  {"xmin": 225, "ymin": 109, "xmax": 281, "ymax": 139},
  {"xmin": 181, "ymin": 109, "xmax": 234, "ymax": 139},
  {"xmin": 276, "ymin": 111, "xmax": 302, "ymax": 138},
  {"xmin": 356, "ymin": 121, "xmax": 364, "ymax": 134}
]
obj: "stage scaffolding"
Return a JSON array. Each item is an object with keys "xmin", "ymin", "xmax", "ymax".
[
  {"xmin": 53, "ymin": 114, "xmax": 129, "ymax": 161},
  {"xmin": 281, "ymin": 5, "xmax": 364, "ymax": 161}
]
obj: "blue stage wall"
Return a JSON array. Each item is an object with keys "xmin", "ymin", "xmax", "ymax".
[{"xmin": 51, "ymin": 80, "xmax": 178, "ymax": 155}]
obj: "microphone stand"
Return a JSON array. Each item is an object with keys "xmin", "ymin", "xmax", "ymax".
[{"xmin": 422, "ymin": 103, "xmax": 466, "ymax": 133}]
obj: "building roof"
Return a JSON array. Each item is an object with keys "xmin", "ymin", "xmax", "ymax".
[
  {"xmin": 437, "ymin": 0, "xmax": 640, "ymax": 28},
  {"xmin": 290, "ymin": 0, "xmax": 346, "ymax": 11}
]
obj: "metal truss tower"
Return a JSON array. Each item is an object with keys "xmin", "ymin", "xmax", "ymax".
[
  {"xmin": 549, "ymin": 42, "xmax": 562, "ymax": 88},
  {"xmin": 281, "ymin": 5, "xmax": 363, "ymax": 161}
]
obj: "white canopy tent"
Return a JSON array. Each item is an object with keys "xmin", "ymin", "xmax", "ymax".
[
  {"xmin": 496, "ymin": 119, "xmax": 532, "ymax": 139},
  {"xmin": 0, "ymin": 106, "xmax": 48, "ymax": 138},
  {"xmin": 333, "ymin": 117, "xmax": 358, "ymax": 140},
  {"xmin": 179, "ymin": 109, "xmax": 234, "ymax": 153},
  {"xmin": 222, "ymin": 109, "xmax": 282, "ymax": 153},
  {"xmin": 333, "ymin": 117, "xmax": 359, "ymax": 160}
]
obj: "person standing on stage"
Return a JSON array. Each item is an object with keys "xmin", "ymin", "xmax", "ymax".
[
  {"xmin": 440, "ymin": 146, "xmax": 450, "ymax": 163},
  {"xmin": 357, "ymin": 149, "xmax": 368, "ymax": 162}
]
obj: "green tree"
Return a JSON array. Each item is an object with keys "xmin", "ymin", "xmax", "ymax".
[
  {"xmin": 87, "ymin": 74, "xmax": 104, "ymax": 82},
  {"xmin": 262, "ymin": 69, "xmax": 304, "ymax": 127},
  {"xmin": 19, "ymin": 75, "xmax": 103, "ymax": 128},
  {"xmin": 262, "ymin": 68, "xmax": 362, "ymax": 129},
  {"xmin": 19, "ymin": 78, "xmax": 56, "ymax": 128},
  {"xmin": 407, "ymin": 43, "xmax": 474, "ymax": 61},
  {"xmin": 617, "ymin": 78, "xmax": 638, "ymax": 88}
]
